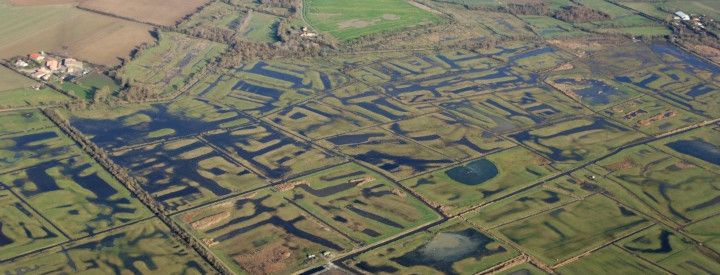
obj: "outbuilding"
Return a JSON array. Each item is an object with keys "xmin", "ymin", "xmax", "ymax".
[{"xmin": 675, "ymin": 11, "xmax": 690, "ymax": 21}]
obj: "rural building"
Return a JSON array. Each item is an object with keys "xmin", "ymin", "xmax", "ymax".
[
  {"xmin": 14, "ymin": 60, "xmax": 28, "ymax": 67},
  {"xmin": 63, "ymin": 58, "xmax": 84, "ymax": 74},
  {"xmin": 675, "ymin": 11, "xmax": 690, "ymax": 21},
  {"xmin": 31, "ymin": 68, "xmax": 51, "ymax": 80},
  {"xmin": 29, "ymin": 53, "xmax": 44, "ymax": 62},
  {"xmin": 46, "ymin": 59, "xmax": 60, "ymax": 71}
]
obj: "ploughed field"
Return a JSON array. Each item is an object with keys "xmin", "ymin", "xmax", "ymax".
[{"xmin": 2, "ymin": 12, "xmax": 720, "ymax": 274}]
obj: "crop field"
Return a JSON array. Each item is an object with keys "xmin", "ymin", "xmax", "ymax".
[
  {"xmin": 0, "ymin": 155, "xmax": 151, "ymax": 237},
  {"xmin": 175, "ymin": 189, "xmax": 354, "ymax": 274},
  {"xmin": 400, "ymin": 146, "xmax": 556, "ymax": 215},
  {"xmin": 78, "ymin": 0, "xmax": 211, "ymax": 26},
  {"xmin": 69, "ymin": 98, "xmax": 249, "ymax": 150},
  {"xmin": 0, "ymin": 189, "xmax": 66, "ymax": 261},
  {"xmin": 305, "ymin": 0, "xmax": 441, "ymax": 41},
  {"xmin": 118, "ymin": 32, "xmax": 226, "ymax": 95},
  {"xmin": 0, "ymin": 219, "xmax": 213, "ymax": 273},
  {"xmin": 278, "ymin": 162, "xmax": 440, "ymax": 244},
  {"xmin": 495, "ymin": 194, "xmax": 650, "ymax": 264},
  {"xmin": 0, "ymin": 3, "xmax": 153, "ymax": 66},
  {"xmin": 510, "ymin": 117, "xmax": 646, "ymax": 166},
  {"xmin": 204, "ymin": 123, "xmax": 344, "ymax": 180},
  {"xmin": 112, "ymin": 138, "xmax": 267, "ymax": 212},
  {"xmin": 345, "ymin": 220, "xmax": 518, "ymax": 274}
]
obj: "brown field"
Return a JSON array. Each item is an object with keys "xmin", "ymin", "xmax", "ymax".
[
  {"xmin": 78, "ymin": 0, "xmax": 211, "ymax": 26},
  {"xmin": 0, "ymin": 4, "xmax": 154, "ymax": 66},
  {"xmin": 8, "ymin": 0, "xmax": 77, "ymax": 5}
]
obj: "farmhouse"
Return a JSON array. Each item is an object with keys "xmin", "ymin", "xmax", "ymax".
[
  {"xmin": 675, "ymin": 11, "xmax": 690, "ymax": 21},
  {"xmin": 14, "ymin": 59, "xmax": 28, "ymax": 68},
  {"xmin": 63, "ymin": 58, "xmax": 84, "ymax": 74},
  {"xmin": 31, "ymin": 68, "xmax": 51, "ymax": 80},
  {"xmin": 29, "ymin": 52, "xmax": 45, "ymax": 62},
  {"xmin": 46, "ymin": 59, "xmax": 60, "ymax": 71}
]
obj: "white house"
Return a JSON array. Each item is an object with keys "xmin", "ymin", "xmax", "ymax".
[{"xmin": 675, "ymin": 11, "xmax": 690, "ymax": 21}]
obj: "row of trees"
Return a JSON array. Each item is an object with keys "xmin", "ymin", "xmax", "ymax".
[{"xmin": 43, "ymin": 109, "xmax": 233, "ymax": 275}]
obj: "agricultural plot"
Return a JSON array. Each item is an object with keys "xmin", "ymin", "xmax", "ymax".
[
  {"xmin": 198, "ymin": 60, "xmax": 349, "ymax": 117},
  {"xmin": 175, "ymin": 189, "xmax": 354, "ymax": 274},
  {"xmin": 204, "ymin": 123, "xmax": 344, "ymax": 180},
  {"xmin": 112, "ymin": 138, "xmax": 267, "ymax": 212},
  {"xmin": 620, "ymin": 225, "xmax": 720, "ymax": 274},
  {"xmin": 441, "ymin": 87, "xmax": 587, "ymax": 134},
  {"xmin": 0, "ymin": 155, "xmax": 151, "ymax": 237},
  {"xmin": 384, "ymin": 112, "xmax": 514, "ymax": 160},
  {"xmin": 545, "ymin": 69, "xmax": 641, "ymax": 111},
  {"xmin": 684, "ymin": 215, "xmax": 720, "ymax": 252},
  {"xmin": 602, "ymin": 95, "xmax": 705, "ymax": 135},
  {"xmin": 268, "ymin": 100, "xmax": 380, "ymax": 140},
  {"xmin": 499, "ymin": 263, "xmax": 547, "ymax": 275},
  {"xmin": 70, "ymin": 98, "xmax": 249, "ymax": 150},
  {"xmin": 305, "ymin": 0, "xmax": 441, "ymax": 41},
  {"xmin": 318, "ymin": 127, "xmax": 453, "ymax": 180},
  {"xmin": 510, "ymin": 117, "xmax": 646, "ymax": 166},
  {"xmin": 0, "ymin": 3, "xmax": 153, "ymax": 66},
  {"xmin": 321, "ymin": 83, "xmax": 434, "ymax": 123},
  {"xmin": 178, "ymin": 2, "xmax": 245, "ymax": 34},
  {"xmin": 0, "ymin": 219, "xmax": 213, "ymax": 274},
  {"xmin": 0, "ymin": 111, "xmax": 54, "ymax": 136},
  {"xmin": 555, "ymin": 245, "xmax": 662, "ymax": 274},
  {"xmin": 118, "ymin": 32, "xmax": 226, "ymax": 95},
  {"xmin": 598, "ymin": 145, "xmax": 720, "ymax": 225},
  {"xmin": 345, "ymin": 220, "xmax": 519, "ymax": 274},
  {"xmin": 278, "ymin": 163, "xmax": 440, "ymax": 244},
  {"xmin": 238, "ymin": 11, "xmax": 280, "ymax": 43},
  {"xmin": 0, "ymin": 66, "xmax": 71, "ymax": 109},
  {"xmin": 78, "ymin": 0, "xmax": 211, "ymax": 26},
  {"xmin": 466, "ymin": 173, "xmax": 595, "ymax": 229},
  {"xmin": 59, "ymin": 72, "xmax": 120, "ymax": 100},
  {"xmin": 520, "ymin": 15, "xmax": 585, "ymax": 38},
  {"xmin": 400, "ymin": 146, "xmax": 556, "ymax": 215},
  {"xmin": 0, "ymin": 128, "xmax": 79, "ymax": 173},
  {"xmin": 0, "ymin": 189, "xmax": 65, "ymax": 261},
  {"xmin": 495, "ymin": 194, "xmax": 651, "ymax": 265},
  {"xmin": 651, "ymin": 126, "xmax": 720, "ymax": 170}
]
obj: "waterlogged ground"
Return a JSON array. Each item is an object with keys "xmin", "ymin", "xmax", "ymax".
[{"xmin": 1, "ymin": 36, "xmax": 720, "ymax": 274}]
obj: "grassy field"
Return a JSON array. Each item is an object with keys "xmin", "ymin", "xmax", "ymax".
[
  {"xmin": 0, "ymin": 219, "xmax": 213, "ymax": 273},
  {"xmin": 345, "ymin": 220, "xmax": 519, "ymax": 274},
  {"xmin": 305, "ymin": 0, "xmax": 441, "ymax": 41},
  {"xmin": 0, "ymin": 111, "xmax": 54, "ymax": 136},
  {"xmin": 556, "ymin": 245, "xmax": 662, "ymax": 273},
  {"xmin": 239, "ymin": 11, "xmax": 280, "ymax": 43},
  {"xmin": 401, "ymin": 146, "xmax": 557, "ymax": 215},
  {"xmin": 279, "ymin": 163, "xmax": 440, "ymax": 244},
  {"xmin": 495, "ymin": 194, "xmax": 650, "ymax": 265},
  {"xmin": 0, "ymin": 128, "xmax": 80, "ymax": 174},
  {"xmin": 0, "ymin": 2, "xmax": 153, "ymax": 66},
  {"xmin": 119, "ymin": 31, "xmax": 226, "ymax": 94},
  {"xmin": 0, "ymin": 66, "xmax": 71, "ymax": 108},
  {"xmin": 0, "ymin": 155, "xmax": 152, "ymax": 237},
  {"xmin": 174, "ymin": 189, "xmax": 354, "ymax": 274},
  {"xmin": 0, "ymin": 189, "xmax": 66, "ymax": 260}
]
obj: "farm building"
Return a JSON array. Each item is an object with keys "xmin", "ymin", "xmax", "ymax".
[
  {"xmin": 46, "ymin": 59, "xmax": 60, "ymax": 71},
  {"xmin": 675, "ymin": 11, "xmax": 690, "ymax": 21},
  {"xmin": 29, "ymin": 53, "xmax": 45, "ymax": 62},
  {"xmin": 63, "ymin": 58, "xmax": 84, "ymax": 74}
]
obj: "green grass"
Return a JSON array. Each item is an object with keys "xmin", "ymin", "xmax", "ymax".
[
  {"xmin": 495, "ymin": 194, "xmax": 650, "ymax": 265},
  {"xmin": 0, "ymin": 128, "xmax": 79, "ymax": 174},
  {"xmin": 345, "ymin": 220, "xmax": 519, "ymax": 274},
  {"xmin": 651, "ymin": 127, "xmax": 720, "ymax": 170},
  {"xmin": 174, "ymin": 188, "xmax": 354, "ymax": 274},
  {"xmin": 401, "ymin": 146, "xmax": 557, "ymax": 215},
  {"xmin": 0, "ymin": 66, "xmax": 34, "ymax": 91},
  {"xmin": 305, "ymin": 0, "xmax": 441, "ymax": 41},
  {"xmin": 684, "ymin": 215, "xmax": 720, "ymax": 252},
  {"xmin": 602, "ymin": 95, "xmax": 705, "ymax": 135},
  {"xmin": 0, "ymin": 155, "xmax": 152, "ymax": 238},
  {"xmin": 238, "ymin": 11, "xmax": 279, "ymax": 43},
  {"xmin": 0, "ymin": 190, "xmax": 66, "ymax": 261},
  {"xmin": 556, "ymin": 245, "xmax": 662, "ymax": 274},
  {"xmin": 280, "ymin": 162, "xmax": 441, "ymax": 244},
  {"xmin": 0, "ymin": 218, "xmax": 213, "ymax": 273},
  {"xmin": 0, "ymin": 111, "xmax": 54, "ymax": 136}
]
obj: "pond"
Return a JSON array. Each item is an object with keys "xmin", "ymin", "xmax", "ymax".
[{"xmin": 444, "ymin": 159, "xmax": 498, "ymax": 185}]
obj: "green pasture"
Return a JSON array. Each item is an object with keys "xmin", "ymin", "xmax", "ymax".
[
  {"xmin": 556, "ymin": 245, "xmax": 662, "ymax": 274},
  {"xmin": 345, "ymin": 220, "xmax": 519, "ymax": 274},
  {"xmin": 0, "ymin": 219, "xmax": 213, "ymax": 274},
  {"xmin": 174, "ymin": 189, "xmax": 353, "ymax": 274},
  {"xmin": 0, "ymin": 128, "xmax": 79, "ymax": 173},
  {"xmin": 280, "ymin": 162, "xmax": 440, "ymax": 244},
  {"xmin": 0, "ymin": 190, "xmax": 66, "ymax": 261},
  {"xmin": 603, "ymin": 95, "xmax": 705, "ymax": 135},
  {"xmin": 305, "ymin": 0, "xmax": 441, "ymax": 41},
  {"xmin": 0, "ymin": 111, "xmax": 53, "ymax": 136},
  {"xmin": 401, "ymin": 146, "xmax": 557, "ymax": 215},
  {"xmin": 495, "ymin": 194, "xmax": 650, "ymax": 265},
  {"xmin": 651, "ymin": 126, "xmax": 720, "ymax": 170}
]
